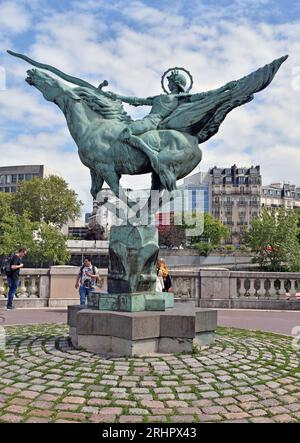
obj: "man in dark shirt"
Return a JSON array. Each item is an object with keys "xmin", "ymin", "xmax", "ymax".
[{"xmin": 6, "ymin": 247, "xmax": 27, "ymax": 310}]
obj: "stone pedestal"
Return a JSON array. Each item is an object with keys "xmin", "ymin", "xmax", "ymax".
[
  {"xmin": 87, "ymin": 291, "xmax": 174, "ymax": 311},
  {"xmin": 68, "ymin": 302, "xmax": 217, "ymax": 356},
  {"xmin": 108, "ymin": 225, "xmax": 158, "ymax": 294}
]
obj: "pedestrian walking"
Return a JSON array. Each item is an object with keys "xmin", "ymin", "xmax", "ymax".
[
  {"xmin": 5, "ymin": 247, "xmax": 27, "ymax": 310},
  {"xmin": 75, "ymin": 257, "xmax": 98, "ymax": 306}
]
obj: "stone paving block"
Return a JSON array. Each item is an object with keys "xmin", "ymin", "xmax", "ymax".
[
  {"xmin": 149, "ymin": 415, "xmax": 168, "ymax": 422},
  {"xmin": 56, "ymin": 412, "xmax": 86, "ymax": 421},
  {"xmin": 198, "ymin": 414, "xmax": 222, "ymax": 422},
  {"xmin": 56, "ymin": 403, "xmax": 79, "ymax": 411},
  {"xmin": 202, "ymin": 406, "xmax": 227, "ymax": 415},
  {"xmin": 8, "ymin": 398, "xmax": 31, "ymax": 406},
  {"xmin": 273, "ymin": 414, "xmax": 296, "ymax": 423},
  {"xmin": 171, "ymin": 415, "xmax": 196, "ymax": 423},
  {"xmin": 87, "ymin": 399, "xmax": 111, "ymax": 406},
  {"xmin": 6, "ymin": 405, "xmax": 27, "ymax": 414},
  {"xmin": 200, "ymin": 391, "xmax": 219, "ymax": 399},
  {"xmin": 62, "ymin": 396, "xmax": 85, "ymax": 404},
  {"xmin": 25, "ymin": 417, "xmax": 49, "ymax": 423},
  {"xmin": 0, "ymin": 414, "xmax": 23, "ymax": 423},
  {"xmin": 140, "ymin": 400, "xmax": 164, "ymax": 409},
  {"xmin": 224, "ymin": 412, "xmax": 250, "ymax": 420},
  {"xmin": 166, "ymin": 400, "xmax": 188, "ymax": 408},
  {"xmin": 119, "ymin": 415, "xmax": 144, "ymax": 423},
  {"xmin": 286, "ymin": 403, "xmax": 300, "ymax": 412},
  {"xmin": 250, "ymin": 409, "xmax": 268, "ymax": 417},
  {"xmin": 99, "ymin": 407, "xmax": 123, "ymax": 415},
  {"xmin": 114, "ymin": 400, "xmax": 137, "ymax": 407},
  {"xmin": 90, "ymin": 414, "xmax": 116, "ymax": 423},
  {"xmin": 158, "ymin": 394, "xmax": 175, "ymax": 400},
  {"xmin": 28, "ymin": 409, "xmax": 53, "ymax": 418},
  {"xmin": 129, "ymin": 408, "xmax": 149, "ymax": 415},
  {"xmin": 30, "ymin": 401, "xmax": 53, "ymax": 409},
  {"xmin": 215, "ymin": 397, "xmax": 237, "ymax": 405},
  {"xmin": 249, "ymin": 417, "xmax": 274, "ymax": 423}
]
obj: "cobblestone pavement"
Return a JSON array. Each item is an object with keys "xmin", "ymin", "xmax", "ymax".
[{"xmin": 0, "ymin": 324, "xmax": 299, "ymax": 423}]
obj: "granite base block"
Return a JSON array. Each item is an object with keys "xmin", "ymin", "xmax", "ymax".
[
  {"xmin": 87, "ymin": 291, "xmax": 174, "ymax": 312},
  {"xmin": 68, "ymin": 303, "xmax": 217, "ymax": 356}
]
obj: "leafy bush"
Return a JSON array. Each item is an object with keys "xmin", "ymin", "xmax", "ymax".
[{"xmin": 193, "ymin": 242, "xmax": 214, "ymax": 256}]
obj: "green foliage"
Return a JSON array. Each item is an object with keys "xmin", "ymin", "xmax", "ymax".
[
  {"xmin": 33, "ymin": 223, "xmax": 70, "ymax": 265},
  {"xmin": 202, "ymin": 213, "xmax": 229, "ymax": 246},
  {"xmin": 183, "ymin": 212, "xmax": 229, "ymax": 247},
  {"xmin": 0, "ymin": 211, "xmax": 37, "ymax": 255},
  {"xmin": 0, "ymin": 193, "xmax": 13, "ymax": 221},
  {"xmin": 192, "ymin": 241, "xmax": 214, "ymax": 257},
  {"xmin": 0, "ymin": 212, "xmax": 70, "ymax": 266},
  {"xmin": 222, "ymin": 244, "xmax": 236, "ymax": 251},
  {"xmin": 12, "ymin": 175, "xmax": 82, "ymax": 228},
  {"xmin": 244, "ymin": 207, "xmax": 300, "ymax": 271},
  {"xmin": 293, "ymin": 207, "xmax": 300, "ymax": 244},
  {"xmin": 237, "ymin": 244, "xmax": 252, "ymax": 253}
]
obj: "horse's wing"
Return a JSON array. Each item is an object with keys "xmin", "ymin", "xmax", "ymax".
[{"xmin": 158, "ymin": 55, "xmax": 288, "ymax": 143}]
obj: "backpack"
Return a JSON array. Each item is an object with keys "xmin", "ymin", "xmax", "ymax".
[{"xmin": 0, "ymin": 255, "xmax": 13, "ymax": 276}]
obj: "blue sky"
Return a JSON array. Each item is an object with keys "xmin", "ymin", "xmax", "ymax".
[{"xmin": 0, "ymin": 0, "xmax": 300, "ymax": 215}]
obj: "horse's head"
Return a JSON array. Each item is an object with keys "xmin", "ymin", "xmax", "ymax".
[{"xmin": 26, "ymin": 69, "xmax": 69, "ymax": 102}]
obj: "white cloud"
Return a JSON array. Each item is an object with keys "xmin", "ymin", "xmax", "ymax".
[
  {"xmin": 0, "ymin": 1, "xmax": 31, "ymax": 34},
  {"xmin": 0, "ymin": 88, "xmax": 64, "ymax": 128}
]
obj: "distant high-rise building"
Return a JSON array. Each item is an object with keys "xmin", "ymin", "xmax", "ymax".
[
  {"xmin": 182, "ymin": 171, "xmax": 211, "ymax": 214},
  {"xmin": 0, "ymin": 165, "xmax": 60, "ymax": 193},
  {"xmin": 261, "ymin": 183, "xmax": 300, "ymax": 210},
  {"xmin": 210, "ymin": 165, "xmax": 262, "ymax": 244}
]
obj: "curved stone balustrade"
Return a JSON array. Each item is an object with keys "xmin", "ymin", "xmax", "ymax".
[{"xmin": 0, "ymin": 267, "xmax": 299, "ymax": 309}]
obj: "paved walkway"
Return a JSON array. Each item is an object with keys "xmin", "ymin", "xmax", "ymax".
[
  {"xmin": 1, "ymin": 307, "xmax": 299, "ymax": 336},
  {"xmin": 0, "ymin": 324, "xmax": 299, "ymax": 423}
]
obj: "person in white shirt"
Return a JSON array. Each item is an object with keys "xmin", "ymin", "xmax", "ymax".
[{"xmin": 75, "ymin": 256, "xmax": 98, "ymax": 306}]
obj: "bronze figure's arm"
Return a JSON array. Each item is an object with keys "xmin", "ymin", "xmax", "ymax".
[
  {"xmin": 103, "ymin": 91, "xmax": 154, "ymax": 107},
  {"xmin": 190, "ymin": 81, "xmax": 237, "ymax": 102}
]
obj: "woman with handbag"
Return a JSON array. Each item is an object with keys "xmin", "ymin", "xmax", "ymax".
[{"xmin": 157, "ymin": 258, "xmax": 173, "ymax": 292}]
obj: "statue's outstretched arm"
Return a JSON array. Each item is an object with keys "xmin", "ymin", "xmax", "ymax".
[
  {"xmin": 103, "ymin": 91, "xmax": 154, "ymax": 107},
  {"xmin": 190, "ymin": 81, "xmax": 236, "ymax": 102}
]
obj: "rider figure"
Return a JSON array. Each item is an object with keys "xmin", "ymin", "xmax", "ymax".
[
  {"xmin": 102, "ymin": 70, "xmax": 235, "ymax": 168},
  {"xmin": 105, "ymin": 70, "xmax": 189, "ymax": 141}
]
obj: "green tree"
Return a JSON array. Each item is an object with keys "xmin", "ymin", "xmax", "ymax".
[
  {"xmin": 33, "ymin": 223, "xmax": 70, "ymax": 266},
  {"xmin": 202, "ymin": 213, "xmax": 229, "ymax": 246},
  {"xmin": 12, "ymin": 175, "xmax": 82, "ymax": 228},
  {"xmin": 185, "ymin": 212, "xmax": 229, "ymax": 247},
  {"xmin": 244, "ymin": 207, "xmax": 300, "ymax": 271},
  {"xmin": 0, "ymin": 211, "xmax": 37, "ymax": 256},
  {"xmin": 0, "ymin": 193, "xmax": 13, "ymax": 221},
  {"xmin": 293, "ymin": 207, "xmax": 300, "ymax": 244},
  {"xmin": 0, "ymin": 212, "xmax": 70, "ymax": 266}
]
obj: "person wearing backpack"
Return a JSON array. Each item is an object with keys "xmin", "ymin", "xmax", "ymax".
[
  {"xmin": 5, "ymin": 247, "xmax": 27, "ymax": 310},
  {"xmin": 75, "ymin": 256, "xmax": 98, "ymax": 306}
]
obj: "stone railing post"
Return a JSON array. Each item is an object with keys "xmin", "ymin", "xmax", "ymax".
[
  {"xmin": 289, "ymin": 279, "xmax": 297, "ymax": 300},
  {"xmin": 279, "ymin": 279, "xmax": 287, "ymax": 300},
  {"xmin": 0, "ymin": 276, "xmax": 5, "ymax": 299},
  {"xmin": 29, "ymin": 277, "xmax": 38, "ymax": 298},
  {"xmin": 169, "ymin": 268, "xmax": 200, "ymax": 302},
  {"xmin": 18, "ymin": 276, "xmax": 28, "ymax": 298},
  {"xmin": 269, "ymin": 278, "xmax": 277, "ymax": 298},
  {"xmin": 199, "ymin": 268, "xmax": 230, "ymax": 300},
  {"xmin": 39, "ymin": 274, "xmax": 50, "ymax": 299}
]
